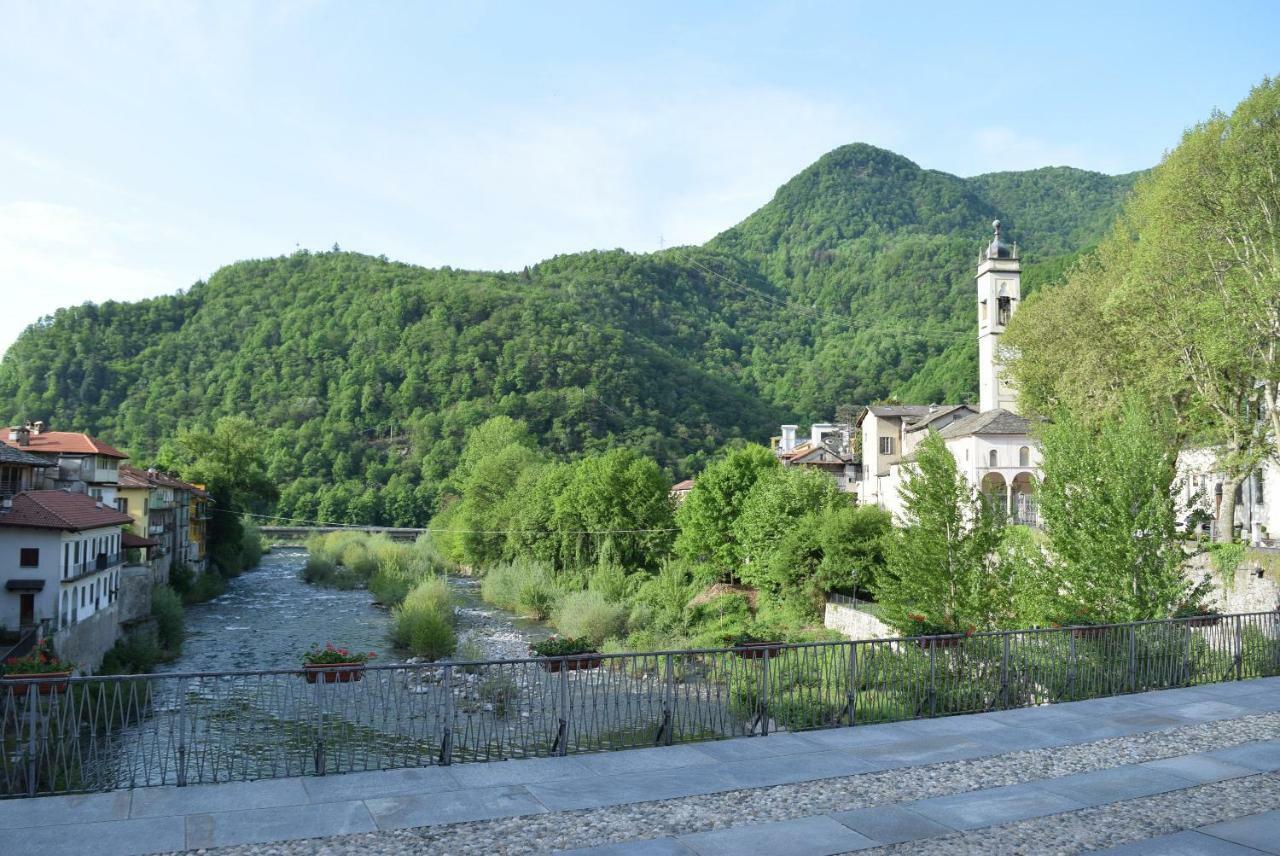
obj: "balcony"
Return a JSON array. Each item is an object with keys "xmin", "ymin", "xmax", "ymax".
[
  {"xmin": 148, "ymin": 495, "xmax": 171, "ymax": 510},
  {"xmin": 65, "ymin": 552, "xmax": 123, "ymax": 582}
]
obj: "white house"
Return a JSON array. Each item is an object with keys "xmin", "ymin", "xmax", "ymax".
[
  {"xmin": 3, "ymin": 423, "xmax": 127, "ymax": 508},
  {"xmin": 0, "ymin": 490, "xmax": 133, "ymax": 671},
  {"xmin": 1175, "ymin": 448, "xmax": 1279, "ymax": 546}
]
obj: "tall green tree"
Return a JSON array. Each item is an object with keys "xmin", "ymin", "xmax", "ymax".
[
  {"xmin": 874, "ymin": 433, "xmax": 1007, "ymax": 634},
  {"xmin": 674, "ymin": 444, "xmax": 778, "ymax": 583},
  {"xmin": 1034, "ymin": 404, "xmax": 1203, "ymax": 622}
]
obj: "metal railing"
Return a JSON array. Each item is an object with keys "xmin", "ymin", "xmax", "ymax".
[{"xmin": 2, "ymin": 610, "xmax": 1277, "ymax": 798}]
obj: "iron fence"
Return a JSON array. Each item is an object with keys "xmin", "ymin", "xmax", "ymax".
[{"xmin": 2, "ymin": 610, "xmax": 1278, "ymax": 798}]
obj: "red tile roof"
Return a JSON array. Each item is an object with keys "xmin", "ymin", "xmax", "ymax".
[
  {"xmin": 4, "ymin": 431, "xmax": 128, "ymax": 459},
  {"xmin": 122, "ymin": 531, "xmax": 159, "ymax": 549},
  {"xmin": 118, "ymin": 465, "xmax": 207, "ymax": 495},
  {"xmin": 671, "ymin": 479, "xmax": 695, "ymax": 492},
  {"xmin": 0, "ymin": 490, "xmax": 134, "ymax": 531}
]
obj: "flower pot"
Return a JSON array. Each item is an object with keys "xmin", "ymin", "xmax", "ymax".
[
  {"xmin": 1184, "ymin": 615, "xmax": 1222, "ymax": 628},
  {"xmin": 1071, "ymin": 626, "xmax": 1108, "ymax": 640},
  {"xmin": 539, "ymin": 654, "xmax": 603, "ymax": 673},
  {"xmin": 732, "ymin": 642, "xmax": 784, "ymax": 660},
  {"xmin": 303, "ymin": 663, "xmax": 365, "ymax": 683},
  {"xmin": 915, "ymin": 636, "xmax": 963, "ymax": 650},
  {"xmin": 2, "ymin": 671, "xmax": 72, "ymax": 697}
]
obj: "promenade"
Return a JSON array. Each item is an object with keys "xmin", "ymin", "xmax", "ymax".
[{"xmin": 4, "ymin": 677, "xmax": 1279, "ymax": 855}]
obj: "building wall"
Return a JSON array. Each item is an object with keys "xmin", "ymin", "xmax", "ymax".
[
  {"xmin": 823, "ymin": 601, "xmax": 895, "ymax": 640},
  {"xmin": 53, "ymin": 604, "xmax": 120, "ymax": 674},
  {"xmin": 117, "ymin": 565, "xmax": 153, "ymax": 625},
  {"xmin": 0, "ymin": 529, "xmax": 61, "ymax": 629}
]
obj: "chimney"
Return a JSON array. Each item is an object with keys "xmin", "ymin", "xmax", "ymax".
[
  {"xmin": 9, "ymin": 425, "xmax": 30, "ymax": 446},
  {"xmin": 31, "ymin": 421, "xmax": 45, "ymax": 435},
  {"xmin": 780, "ymin": 425, "xmax": 798, "ymax": 452}
]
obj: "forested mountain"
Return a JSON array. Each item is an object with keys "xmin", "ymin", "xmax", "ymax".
[{"xmin": 0, "ymin": 144, "xmax": 1139, "ymax": 524}]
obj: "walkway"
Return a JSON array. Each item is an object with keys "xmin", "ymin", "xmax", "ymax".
[{"xmin": 4, "ymin": 678, "xmax": 1279, "ymax": 855}]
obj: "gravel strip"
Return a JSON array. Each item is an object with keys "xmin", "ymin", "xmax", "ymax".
[
  {"xmin": 858, "ymin": 772, "xmax": 1280, "ymax": 855},
  {"xmin": 181, "ymin": 712, "xmax": 1280, "ymax": 855}
]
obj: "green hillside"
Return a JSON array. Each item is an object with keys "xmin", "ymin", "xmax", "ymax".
[{"xmin": 0, "ymin": 144, "xmax": 1138, "ymax": 524}]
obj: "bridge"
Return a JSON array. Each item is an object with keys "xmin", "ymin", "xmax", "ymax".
[{"xmin": 258, "ymin": 525, "xmax": 426, "ymax": 542}]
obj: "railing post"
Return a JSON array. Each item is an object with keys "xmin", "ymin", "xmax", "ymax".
[
  {"xmin": 660, "ymin": 653, "xmax": 674, "ymax": 746},
  {"xmin": 25, "ymin": 680, "xmax": 39, "ymax": 797},
  {"xmin": 759, "ymin": 648, "xmax": 770, "ymax": 737},
  {"xmin": 927, "ymin": 642, "xmax": 937, "ymax": 718},
  {"xmin": 439, "ymin": 664, "xmax": 454, "ymax": 766},
  {"xmin": 1067, "ymin": 632, "xmax": 1077, "ymax": 701},
  {"xmin": 847, "ymin": 642, "xmax": 858, "ymax": 726},
  {"xmin": 556, "ymin": 657, "xmax": 570, "ymax": 756},
  {"xmin": 1181, "ymin": 621, "xmax": 1194, "ymax": 687},
  {"xmin": 1127, "ymin": 625, "xmax": 1138, "ymax": 694},
  {"xmin": 1234, "ymin": 617, "xmax": 1244, "ymax": 681},
  {"xmin": 312, "ymin": 672, "xmax": 326, "ymax": 777},
  {"xmin": 176, "ymin": 677, "xmax": 188, "ymax": 787},
  {"xmin": 1000, "ymin": 633, "xmax": 1010, "ymax": 710}
]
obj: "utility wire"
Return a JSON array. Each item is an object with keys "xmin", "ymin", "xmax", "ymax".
[{"xmin": 222, "ymin": 506, "xmax": 677, "ymax": 535}]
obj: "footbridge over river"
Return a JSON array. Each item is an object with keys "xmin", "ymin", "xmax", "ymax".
[{"xmin": 259, "ymin": 525, "xmax": 427, "ymax": 542}]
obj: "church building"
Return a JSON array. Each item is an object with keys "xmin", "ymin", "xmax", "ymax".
[{"xmin": 777, "ymin": 221, "xmax": 1043, "ymax": 524}]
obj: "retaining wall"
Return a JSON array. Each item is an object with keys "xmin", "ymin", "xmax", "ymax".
[{"xmin": 823, "ymin": 601, "xmax": 895, "ymax": 640}]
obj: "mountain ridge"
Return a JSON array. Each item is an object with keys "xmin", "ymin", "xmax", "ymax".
[{"xmin": 0, "ymin": 142, "xmax": 1139, "ymax": 524}]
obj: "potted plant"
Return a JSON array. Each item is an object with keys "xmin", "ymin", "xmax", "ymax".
[
  {"xmin": 2, "ymin": 647, "xmax": 75, "ymax": 697},
  {"xmin": 302, "ymin": 643, "xmax": 376, "ymax": 683},
  {"xmin": 1173, "ymin": 601, "xmax": 1222, "ymax": 628},
  {"xmin": 726, "ymin": 632, "xmax": 784, "ymax": 660},
  {"xmin": 530, "ymin": 636, "xmax": 602, "ymax": 672},
  {"xmin": 905, "ymin": 613, "xmax": 967, "ymax": 649}
]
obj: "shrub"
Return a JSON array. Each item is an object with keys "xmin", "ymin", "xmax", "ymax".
[
  {"xmin": 481, "ymin": 558, "xmax": 559, "ymax": 618},
  {"xmin": 479, "ymin": 561, "xmax": 523, "ymax": 611},
  {"xmin": 180, "ymin": 570, "xmax": 227, "ymax": 604},
  {"xmin": 302, "ymin": 555, "xmax": 338, "ymax": 585},
  {"xmin": 454, "ymin": 638, "xmax": 487, "ymax": 672},
  {"xmin": 477, "ymin": 672, "xmax": 518, "ymax": 716},
  {"xmin": 553, "ymin": 591, "xmax": 626, "ymax": 647},
  {"xmin": 390, "ymin": 578, "xmax": 456, "ymax": 660},
  {"xmin": 100, "ymin": 628, "xmax": 161, "ymax": 675},
  {"xmin": 239, "ymin": 518, "xmax": 265, "ymax": 570},
  {"xmin": 169, "ymin": 563, "xmax": 195, "ymax": 596},
  {"xmin": 150, "ymin": 584, "xmax": 185, "ymax": 654}
]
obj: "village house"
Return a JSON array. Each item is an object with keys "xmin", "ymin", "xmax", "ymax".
[
  {"xmin": 0, "ymin": 489, "xmax": 133, "ymax": 671},
  {"xmin": 3, "ymin": 422, "xmax": 128, "ymax": 507},
  {"xmin": 118, "ymin": 465, "xmax": 211, "ymax": 580}
]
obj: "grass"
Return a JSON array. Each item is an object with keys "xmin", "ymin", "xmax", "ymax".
[
  {"xmin": 390, "ymin": 577, "xmax": 457, "ymax": 660},
  {"xmin": 304, "ymin": 532, "xmax": 449, "ymax": 604}
]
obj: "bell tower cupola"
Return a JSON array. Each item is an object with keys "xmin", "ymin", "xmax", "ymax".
[{"xmin": 977, "ymin": 219, "xmax": 1021, "ymax": 413}]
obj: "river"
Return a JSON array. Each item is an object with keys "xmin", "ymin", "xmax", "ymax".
[{"xmin": 163, "ymin": 547, "xmax": 551, "ymax": 673}]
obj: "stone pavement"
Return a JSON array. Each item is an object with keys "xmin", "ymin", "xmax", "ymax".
[{"xmin": 3, "ymin": 677, "xmax": 1279, "ymax": 855}]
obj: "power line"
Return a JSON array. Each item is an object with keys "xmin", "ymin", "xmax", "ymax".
[{"xmin": 224, "ymin": 507, "xmax": 677, "ymax": 535}]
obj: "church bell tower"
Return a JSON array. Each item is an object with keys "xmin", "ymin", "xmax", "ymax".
[{"xmin": 977, "ymin": 219, "xmax": 1020, "ymax": 413}]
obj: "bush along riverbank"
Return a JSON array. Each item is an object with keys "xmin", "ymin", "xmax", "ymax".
[{"xmin": 301, "ymin": 531, "xmax": 458, "ymax": 659}]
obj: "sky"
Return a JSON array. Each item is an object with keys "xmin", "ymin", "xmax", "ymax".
[{"xmin": 2, "ymin": 1, "xmax": 1278, "ymax": 354}]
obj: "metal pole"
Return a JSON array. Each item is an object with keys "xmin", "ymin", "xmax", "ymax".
[
  {"xmin": 313, "ymin": 672, "xmax": 326, "ymax": 776},
  {"xmin": 1182, "ymin": 622, "xmax": 1193, "ymax": 687},
  {"xmin": 662, "ymin": 653, "xmax": 674, "ymax": 746},
  {"xmin": 1234, "ymin": 617, "xmax": 1244, "ymax": 681},
  {"xmin": 177, "ymin": 678, "xmax": 188, "ymax": 787},
  {"xmin": 928, "ymin": 642, "xmax": 937, "ymax": 718},
  {"xmin": 440, "ymin": 664, "xmax": 454, "ymax": 766},
  {"xmin": 1067, "ymin": 632, "xmax": 1077, "ymax": 701},
  {"xmin": 25, "ymin": 681, "xmax": 38, "ymax": 797},
  {"xmin": 1128, "ymin": 626, "xmax": 1138, "ymax": 694},
  {"xmin": 847, "ymin": 642, "xmax": 858, "ymax": 726},
  {"xmin": 557, "ymin": 658, "xmax": 570, "ymax": 756},
  {"xmin": 759, "ymin": 648, "xmax": 770, "ymax": 737},
  {"xmin": 1000, "ymin": 633, "xmax": 1010, "ymax": 710}
]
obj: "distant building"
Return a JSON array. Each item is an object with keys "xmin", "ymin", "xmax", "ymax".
[
  {"xmin": 3, "ymin": 422, "xmax": 127, "ymax": 506},
  {"xmin": 772, "ymin": 423, "xmax": 859, "ymax": 493},
  {"xmin": 670, "ymin": 479, "xmax": 695, "ymax": 504}
]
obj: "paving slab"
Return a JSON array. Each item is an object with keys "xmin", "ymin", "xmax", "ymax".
[
  {"xmin": 528, "ymin": 765, "xmax": 739, "ymax": 811},
  {"xmin": 829, "ymin": 803, "xmax": 957, "ymax": 844},
  {"xmin": 0, "ymin": 788, "xmax": 132, "ymax": 829},
  {"xmin": 1089, "ymin": 829, "xmax": 1269, "ymax": 854},
  {"xmin": 185, "ymin": 800, "xmax": 375, "ymax": 849},
  {"xmin": 998, "ymin": 717, "xmax": 1136, "ymax": 747},
  {"xmin": 447, "ymin": 754, "xmax": 592, "ymax": 788},
  {"xmin": 559, "ymin": 838, "xmax": 697, "ymax": 855},
  {"xmin": 1207, "ymin": 739, "xmax": 1280, "ymax": 772},
  {"xmin": 1199, "ymin": 809, "xmax": 1280, "ymax": 854},
  {"xmin": 714, "ymin": 749, "xmax": 882, "ymax": 788},
  {"xmin": 573, "ymin": 744, "xmax": 719, "ymax": 776},
  {"xmin": 1138, "ymin": 753, "xmax": 1261, "ymax": 785},
  {"xmin": 1163, "ymin": 700, "xmax": 1257, "ymax": 723},
  {"xmin": 1034, "ymin": 763, "xmax": 1194, "ymax": 806},
  {"xmin": 365, "ymin": 784, "xmax": 547, "ymax": 829},
  {"xmin": 691, "ymin": 732, "xmax": 820, "ymax": 762},
  {"xmin": 131, "ymin": 776, "xmax": 309, "ymax": 818},
  {"xmin": 301, "ymin": 764, "xmax": 460, "ymax": 802},
  {"xmin": 852, "ymin": 734, "xmax": 998, "ymax": 767},
  {"xmin": 907, "ymin": 782, "xmax": 1087, "ymax": 830},
  {"xmin": 5, "ymin": 815, "xmax": 186, "ymax": 856},
  {"xmin": 678, "ymin": 815, "xmax": 876, "ymax": 856}
]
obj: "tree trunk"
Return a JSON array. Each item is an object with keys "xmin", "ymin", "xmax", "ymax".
[{"xmin": 1215, "ymin": 475, "xmax": 1245, "ymax": 543}]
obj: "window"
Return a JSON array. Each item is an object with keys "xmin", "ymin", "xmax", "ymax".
[
  {"xmin": 1019, "ymin": 446, "xmax": 1030, "ymax": 467},
  {"xmin": 879, "ymin": 437, "xmax": 893, "ymax": 455},
  {"xmin": 989, "ymin": 449, "xmax": 998, "ymax": 468},
  {"xmin": 20, "ymin": 547, "xmax": 38, "ymax": 567},
  {"xmin": 116, "ymin": 497, "xmax": 128, "ymax": 513},
  {"xmin": 997, "ymin": 296, "xmax": 1012, "ymax": 325},
  {"xmin": 980, "ymin": 300, "xmax": 988, "ymax": 321}
]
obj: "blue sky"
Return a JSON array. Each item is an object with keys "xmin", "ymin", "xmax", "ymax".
[{"xmin": 2, "ymin": 0, "xmax": 1277, "ymax": 353}]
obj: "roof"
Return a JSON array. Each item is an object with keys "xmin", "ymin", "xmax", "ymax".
[
  {"xmin": 3, "ymin": 431, "xmax": 128, "ymax": 459},
  {"xmin": 0, "ymin": 444, "xmax": 54, "ymax": 468},
  {"xmin": 670, "ymin": 479, "xmax": 695, "ymax": 492},
  {"xmin": 122, "ymin": 531, "xmax": 159, "ymax": 549},
  {"xmin": 905, "ymin": 404, "xmax": 976, "ymax": 432},
  {"xmin": 785, "ymin": 437, "xmax": 853, "ymax": 465},
  {"xmin": 118, "ymin": 465, "xmax": 206, "ymax": 495},
  {"xmin": 865, "ymin": 405, "xmax": 935, "ymax": 419},
  {"xmin": 0, "ymin": 490, "xmax": 134, "ymax": 531},
  {"xmin": 937, "ymin": 408, "xmax": 1035, "ymax": 440}
]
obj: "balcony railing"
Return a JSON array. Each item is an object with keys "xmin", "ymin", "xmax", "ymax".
[
  {"xmin": 64, "ymin": 553, "xmax": 123, "ymax": 582},
  {"xmin": 2, "ymin": 609, "xmax": 1277, "ymax": 798}
]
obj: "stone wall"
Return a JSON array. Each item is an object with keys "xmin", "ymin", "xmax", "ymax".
[
  {"xmin": 1190, "ymin": 548, "xmax": 1280, "ymax": 614},
  {"xmin": 53, "ymin": 606, "xmax": 121, "ymax": 674},
  {"xmin": 823, "ymin": 601, "xmax": 895, "ymax": 640},
  {"xmin": 117, "ymin": 565, "xmax": 154, "ymax": 626}
]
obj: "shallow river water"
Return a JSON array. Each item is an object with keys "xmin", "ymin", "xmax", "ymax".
[{"xmin": 162, "ymin": 547, "xmax": 550, "ymax": 673}]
